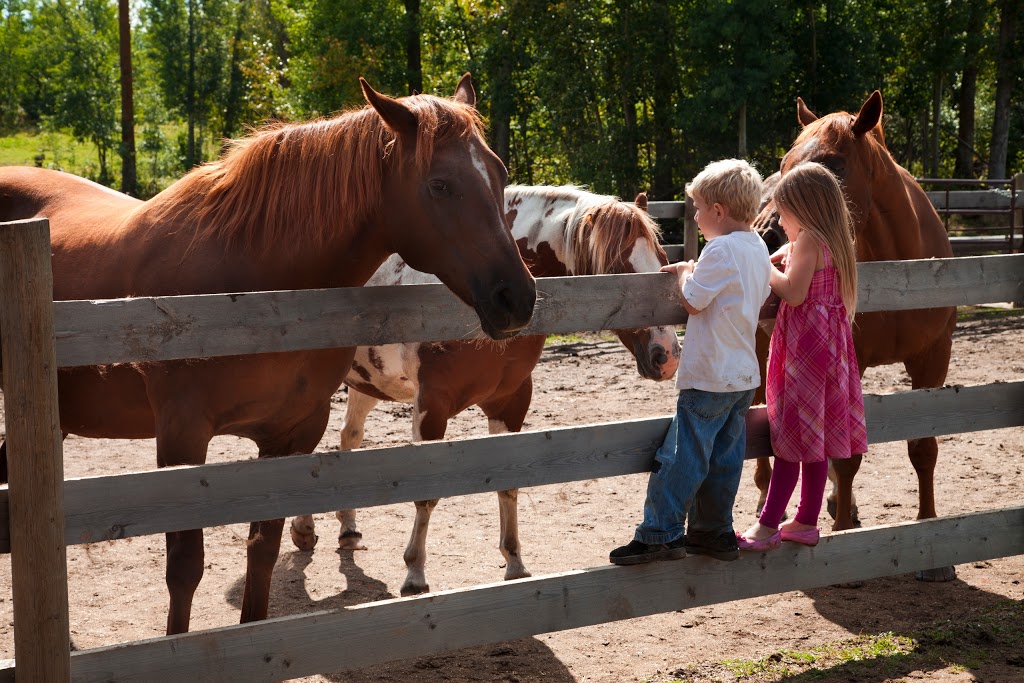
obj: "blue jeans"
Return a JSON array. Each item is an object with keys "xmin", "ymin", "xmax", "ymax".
[{"xmin": 634, "ymin": 388, "xmax": 755, "ymax": 545}]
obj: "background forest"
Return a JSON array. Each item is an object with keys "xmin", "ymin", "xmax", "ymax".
[{"xmin": 0, "ymin": 0, "xmax": 1021, "ymax": 201}]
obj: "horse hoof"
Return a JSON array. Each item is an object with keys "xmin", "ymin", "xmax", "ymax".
[
  {"xmin": 832, "ymin": 580, "xmax": 866, "ymax": 589},
  {"xmin": 400, "ymin": 582, "xmax": 430, "ymax": 597},
  {"xmin": 290, "ymin": 526, "xmax": 318, "ymax": 552},
  {"xmin": 504, "ymin": 568, "xmax": 532, "ymax": 581},
  {"xmin": 916, "ymin": 566, "xmax": 957, "ymax": 582},
  {"xmin": 338, "ymin": 530, "xmax": 366, "ymax": 551}
]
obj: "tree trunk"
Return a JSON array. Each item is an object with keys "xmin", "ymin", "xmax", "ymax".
[
  {"xmin": 651, "ymin": 0, "xmax": 675, "ymax": 200},
  {"xmin": 930, "ymin": 74, "xmax": 942, "ymax": 177},
  {"xmin": 118, "ymin": 0, "xmax": 137, "ymax": 196},
  {"xmin": 222, "ymin": 3, "xmax": 249, "ymax": 142},
  {"xmin": 988, "ymin": 0, "xmax": 1018, "ymax": 179},
  {"xmin": 738, "ymin": 100, "xmax": 747, "ymax": 158},
  {"xmin": 955, "ymin": 2, "xmax": 985, "ymax": 178},
  {"xmin": 187, "ymin": 0, "xmax": 197, "ymax": 168},
  {"xmin": 404, "ymin": 0, "xmax": 422, "ymax": 95}
]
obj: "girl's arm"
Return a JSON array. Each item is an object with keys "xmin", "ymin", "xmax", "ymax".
[{"xmin": 769, "ymin": 236, "xmax": 817, "ymax": 306}]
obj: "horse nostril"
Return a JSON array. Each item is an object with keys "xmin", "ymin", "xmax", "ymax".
[
  {"xmin": 492, "ymin": 283, "xmax": 515, "ymax": 313},
  {"xmin": 653, "ymin": 346, "xmax": 668, "ymax": 366}
]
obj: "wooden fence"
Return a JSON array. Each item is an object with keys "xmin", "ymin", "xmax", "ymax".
[
  {"xmin": 651, "ymin": 186, "xmax": 1024, "ymax": 261},
  {"xmin": 1, "ymin": 218, "xmax": 1023, "ymax": 681}
]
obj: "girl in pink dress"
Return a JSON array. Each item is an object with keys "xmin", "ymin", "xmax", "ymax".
[{"xmin": 737, "ymin": 162, "xmax": 868, "ymax": 550}]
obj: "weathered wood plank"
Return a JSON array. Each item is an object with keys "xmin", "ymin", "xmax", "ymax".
[
  {"xmin": 652, "ymin": 191, "xmax": 1022, "ymax": 215},
  {"xmin": 0, "ymin": 218, "xmax": 72, "ymax": 680},
  {"xmin": 0, "ymin": 507, "xmax": 1017, "ymax": 682},
  {"xmin": 51, "ymin": 254, "xmax": 1024, "ymax": 366},
  {"xmin": 1, "ymin": 381, "xmax": 1021, "ymax": 554},
  {"xmin": 666, "ymin": 235, "xmax": 1023, "ymax": 262}
]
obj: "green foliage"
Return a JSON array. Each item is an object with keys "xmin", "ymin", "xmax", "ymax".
[{"xmin": 0, "ymin": 0, "xmax": 1020, "ymax": 197}]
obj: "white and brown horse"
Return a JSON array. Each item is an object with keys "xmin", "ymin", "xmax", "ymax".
[{"xmin": 290, "ymin": 185, "xmax": 681, "ymax": 595}]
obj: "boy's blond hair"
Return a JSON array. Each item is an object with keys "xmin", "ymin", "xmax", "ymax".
[{"xmin": 686, "ymin": 159, "xmax": 763, "ymax": 224}]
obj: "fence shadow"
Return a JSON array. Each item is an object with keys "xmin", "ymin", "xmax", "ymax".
[{"xmin": 224, "ymin": 549, "xmax": 578, "ymax": 683}]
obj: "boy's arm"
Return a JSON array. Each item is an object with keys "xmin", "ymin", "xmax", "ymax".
[{"xmin": 661, "ymin": 260, "xmax": 704, "ymax": 314}]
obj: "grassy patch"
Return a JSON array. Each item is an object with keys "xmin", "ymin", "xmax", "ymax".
[
  {"xmin": 956, "ymin": 304, "xmax": 1024, "ymax": 322},
  {"xmin": 657, "ymin": 599, "xmax": 1024, "ymax": 682}
]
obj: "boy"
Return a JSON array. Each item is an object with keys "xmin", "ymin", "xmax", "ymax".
[{"xmin": 610, "ymin": 158, "xmax": 772, "ymax": 565}]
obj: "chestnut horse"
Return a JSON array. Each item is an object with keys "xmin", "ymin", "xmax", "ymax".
[
  {"xmin": 752, "ymin": 91, "xmax": 957, "ymax": 581},
  {"xmin": 289, "ymin": 185, "xmax": 681, "ymax": 595},
  {"xmin": 0, "ymin": 74, "xmax": 537, "ymax": 633}
]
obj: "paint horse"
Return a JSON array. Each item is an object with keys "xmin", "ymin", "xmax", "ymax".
[
  {"xmin": 0, "ymin": 74, "xmax": 537, "ymax": 633},
  {"xmin": 752, "ymin": 91, "xmax": 957, "ymax": 581},
  {"xmin": 290, "ymin": 185, "xmax": 681, "ymax": 595}
]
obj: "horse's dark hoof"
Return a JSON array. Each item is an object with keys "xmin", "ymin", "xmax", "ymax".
[
  {"xmin": 289, "ymin": 525, "xmax": 318, "ymax": 552},
  {"xmin": 916, "ymin": 566, "xmax": 957, "ymax": 582},
  {"xmin": 400, "ymin": 582, "xmax": 430, "ymax": 597},
  {"xmin": 338, "ymin": 530, "xmax": 366, "ymax": 550}
]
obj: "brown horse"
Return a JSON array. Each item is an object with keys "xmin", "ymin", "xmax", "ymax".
[
  {"xmin": 0, "ymin": 74, "xmax": 537, "ymax": 633},
  {"xmin": 289, "ymin": 185, "xmax": 681, "ymax": 595},
  {"xmin": 752, "ymin": 91, "xmax": 957, "ymax": 581}
]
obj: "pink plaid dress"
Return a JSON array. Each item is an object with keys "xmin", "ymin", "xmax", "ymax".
[{"xmin": 766, "ymin": 244, "xmax": 868, "ymax": 463}]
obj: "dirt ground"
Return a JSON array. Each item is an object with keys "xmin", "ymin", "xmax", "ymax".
[{"xmin": 1, "ymin": 309, "xmax": 1023, "ymax": 682}]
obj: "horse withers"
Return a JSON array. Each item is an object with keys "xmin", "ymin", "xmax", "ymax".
[
  {"xmin": 289, "ymin": 185, "xmax": 681, "ymax": 596},
  {"xmin": 752, "ymin": 91, "xmax": 957, "ymax": 581},
  {"xmin": 0, "ymin": 73, "xmax": 537, "ymax": 633}
]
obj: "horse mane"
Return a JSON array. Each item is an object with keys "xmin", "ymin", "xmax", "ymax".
[
  {"xmin": 506, "ymin": 185, "xmax": 663, "ymax": 275},
  {"xmin": 135, "ymin": 95, "xmax": 486, "ymax": 255}
]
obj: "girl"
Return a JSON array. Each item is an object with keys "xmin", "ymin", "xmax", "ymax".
[{"xmin": 737, "ymin": 162, "xmax": 868, "ymax": 550}]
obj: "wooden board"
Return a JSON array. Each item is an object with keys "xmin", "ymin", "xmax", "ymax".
[
  {"xmin": 1, "ymin": 380, "xmax": 1021, "ymax": 554},
  {"xmin": 0, "ymin": 507, "xmax": 1019, "ymax": 682},
  {"xmin": 51, "ymin": 254, "xmax": 1024, "ymax": 366}
]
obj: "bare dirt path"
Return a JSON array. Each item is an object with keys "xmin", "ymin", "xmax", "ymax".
[{"xmin": 1, "ymin": 309, "xmax": 1022, "ymax": 682}]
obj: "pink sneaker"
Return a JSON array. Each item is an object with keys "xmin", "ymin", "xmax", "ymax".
[
  {"xmin": 780, "ymin": 527, "xmax": 820, "ymax": 546},
  {"xmin": 735, "ymin": 529, "xmax": 781, "ymax": 551}
]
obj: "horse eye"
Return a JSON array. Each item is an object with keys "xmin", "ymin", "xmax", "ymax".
[{"xmin": 428, "ymin": 179, "xmax": 450, "ymax": 197}]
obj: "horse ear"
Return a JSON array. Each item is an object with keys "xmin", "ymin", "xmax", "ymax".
[
  {"xmin": 634, "ymin": 192, "xmax": 648, "ymax": 212},
  {"xmin": 796, "ymin": 97, "xmax": 818, "ymax": 127},
  {"xmin": 852, "ymin": 90, "xmax": 883, "ymax": 137},
  {"xmin": 453, "ymin": 72, "xmax": 477, "ymax": 108},
  {"xmin": 361, "ymin": 77, "xmax": 418, "ymax": 142}
]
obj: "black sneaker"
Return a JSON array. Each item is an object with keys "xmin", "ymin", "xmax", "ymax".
[
  {"xmin": 684, "ymin": 530, "xmax": 739, "ymax": 561},
  {"xmin": 609, "ymin": 538, "xmax": 687, "ymax": 566}
]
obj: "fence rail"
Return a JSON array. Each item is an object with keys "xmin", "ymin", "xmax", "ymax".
[{"xmin": 1, "ymin": 219, "xmax": 1023, "ymax": 682}]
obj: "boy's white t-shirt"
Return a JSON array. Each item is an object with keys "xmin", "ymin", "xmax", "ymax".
[{"xmin": 676, "ymin": 230, "xmax": 772, "ymax": 392}]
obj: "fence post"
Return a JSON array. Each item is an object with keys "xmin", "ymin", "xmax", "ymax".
[
  {"xmin": 683, "ymin": 195, "xmax": 699, "ymax": 262},
  {"xmin": 0, "ymin": 218, "xmax": 71, "ymax": 681}
]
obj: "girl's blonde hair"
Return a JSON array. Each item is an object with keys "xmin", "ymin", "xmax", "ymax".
[{"xmin": 774, "ymin": 162, "xmax": 858, "ymax": 320}]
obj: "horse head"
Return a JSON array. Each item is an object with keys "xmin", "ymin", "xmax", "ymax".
[
  {"xmin": 576, "ymin": 193, "xmax": 681, "ymax": 381},
  {"xmin": 759, "ymin": 91, "xmax": 887, "ymax": 254},
  {"xmin": 362, "ymin": 74, "xmax": 536, "ymax": 340}
]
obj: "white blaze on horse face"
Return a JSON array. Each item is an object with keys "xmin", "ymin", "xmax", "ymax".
[
  {"xmin": 627, "ymin": 237, "xmax": 664, "ymax": 274},
  {"xmin": 468, "ymin": 140, "xmax": 493, "ymax": 194}
]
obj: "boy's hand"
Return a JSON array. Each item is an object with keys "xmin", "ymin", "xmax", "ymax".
[{"xmin": 660, "ymin": 259, "xmax": 695, "ymax": 279}]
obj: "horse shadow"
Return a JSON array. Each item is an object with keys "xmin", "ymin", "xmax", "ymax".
[
  {"xmin": 799, "ymin": 569, "xmax": 1022, "ymax": 680},
  {"xmin": 224, "ymin": 548, "xmax": 578, "ymax": 682}
]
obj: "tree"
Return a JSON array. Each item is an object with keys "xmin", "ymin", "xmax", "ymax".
[
  {"xmin": 989, "ymin": 0, "xmax": 1020, "ymax": 179},
  {"xmin": 36, "ymin": 0, "xmax": 120, "ymax": 183},
  {"xmin": 118, "ymin": 0, "xmax": 137, "ymax": 194},
  {"xmin": 0, "ymin": 0, "xmax": 36, "ymax": 132}
]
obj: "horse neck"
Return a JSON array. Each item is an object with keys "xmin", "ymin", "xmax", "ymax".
[
  {"xmin": 858, "ymin": 158, "xmax": 947, "ymax": 261},
  {"xmin": 507, "ymin": 188, "xmax": 598, "ymax": 278}
]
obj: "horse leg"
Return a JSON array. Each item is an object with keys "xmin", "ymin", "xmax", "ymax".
[
  {"xmin": 481, "ymin": 379, "xmax": 534, "ymax": 582},
  {"xmin": 754, "ymin": 457, "xmax": 772, "ymax": 514},
  {"xmin": 399, "ymin": 399, "xmax": 449, "ymax": 597},
  {"xmin": 826, "ymin": 460, "xmax": 861, "ymax": 527},
  {"xmin": 288, "ymin": 388, "xmax": 379, "ymax": 551},
  {"xmin": 829, "ymin": 455, "xmax": 863, "ymax": 532},
  {"xmin": 905, "ymin": 340, "xmax": 956, "ymax": 582},
  {"xmin": 243, "ymin": 402, "xmax": 331, "ymax": 623},
  {"xmin": 154, "ymin": 416, "xmax": 214, "ymax": 635}
]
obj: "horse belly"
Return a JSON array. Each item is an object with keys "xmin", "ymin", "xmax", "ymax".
[
  {"xmin": 56, "ymin": 365, "xmax": 155, "ymax": 438},
  {"xmin": 854, "ymin": 307, "xmax": 955, "ymax": 369},
  {"xmin": 346, "ymin": 344, "xmax": 419, "ymax": 403}
]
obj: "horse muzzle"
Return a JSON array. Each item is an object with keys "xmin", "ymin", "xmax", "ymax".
[
  {"xmin": 632, "ymin": 329, "xmax": 681, "ymax": 381},
  {"xmin": 474, "ymin": 278, "xmax": 537, "ymax": 341}
]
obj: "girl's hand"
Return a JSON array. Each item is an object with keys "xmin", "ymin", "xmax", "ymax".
[
  {"xmin": 770, "ymin": 242, "xmax": 791, "ymax": 265},
  {"xmin": 769, "ymin": 236, "xmax": 817, "ymax": 306}
]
